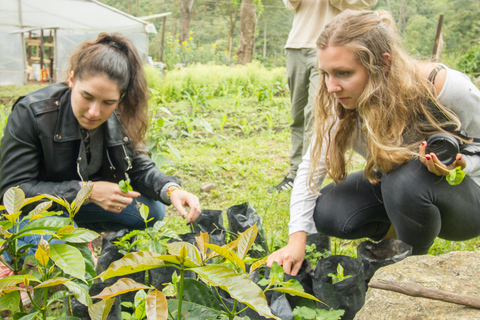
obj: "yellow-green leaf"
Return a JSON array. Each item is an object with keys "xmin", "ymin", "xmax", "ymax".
[
  {"xmin": 96, "ymin": 251, "xmax": 165, "ymax": 281},
  {"xmin": 88, "ymin": 298, "xmax": 115, "ymax": 320},
  {"xmin": 249, "ymin": 257, "xmax": 268, "ymax": 275},
  {"xmin": 64, "ymin": 280, "xmax": 92, "ymax": 306},
  {"xmin": 34, "ymin": 277, "xmax": 71, "ymax": 289},
  {"xmin": 145, "ymin": 289, "xmax": 168, "ymax": 320},
  {"xmin": 139, "ymin": 203, "xmax": 150, "ymax": 222},
  {"xmin": 91, "ymin": 278, "xmax": 150, "ymax": 300},
  {"xmin": 72, "ymin": 184, "xmax": 93, "ymax": 214},
  {"xmin": 35, "ymin": 247, "xmax": 49, "ymax": 267},
  {"xmin": 0, "ymin": 226, "xmax": 12, "ymax": 239},
  {"xmin": 237, "ymin": 224, "xmax": 258, "ymax": 260},
  {"xmin": 22, "ymin": 195, "xmax": 46, "ymax": 207},
  {"xmin": 167, "ymin": 242, "xmax": 202, "ymax": 266},
  {"xmin": 205, "ymin": 243, "xmax": 245, "ymax": 273},
  {"xmin": 56, "ymin": 225, "xmax": 76, "ymax": 236},
  {"xmin": 3, "ymin": 187, "xmax": 25, "ymax": 215},
  {"xmin": 195, "ymin": 232, "xmax": 209, "ymax": 260},
  {"xmin": 4, "ymin": 212, "xmax": 21, "ymax": 225},
  {"xmin": 0, "ymin": 275, "xmax": 39, "ymax": 293},
  {"xmin": 268, "ymin": 287, "xmax": 328, "ymax": 307},
  {"xmin": 446, "ymin": 166, "xmax": 466, "ymax": 186}
]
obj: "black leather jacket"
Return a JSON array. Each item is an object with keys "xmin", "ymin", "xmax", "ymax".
[{"xmin": 0, "ymin": 83, "xmax": 180, "ymax": 209}]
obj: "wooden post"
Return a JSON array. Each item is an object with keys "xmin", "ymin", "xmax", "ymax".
[
  {"xmin": 160, "ymin": 16, "xmax": 167, "ymax": 62},
  {"xmin": 432, "ymin": 14, "xmax": 444, "ymax": 61},
  {"xmin": 40, "ymin": 29, "xmax": 44, "ymax": 70}
]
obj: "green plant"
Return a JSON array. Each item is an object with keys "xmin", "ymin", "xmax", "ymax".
[
  {"xmin": 92, "ymin": 225, "xmax": 320, "ymax": 319},
  {"xmin": 0, "ymin": 186, "xmax": 98, "ymax": 319},
  {"xmin": 327, "ymin": 263, "xmax": 352, "ymax": 285},
  {"xmin": 293, "ymin": 306, "xmax": 345, "ymax": 320}
]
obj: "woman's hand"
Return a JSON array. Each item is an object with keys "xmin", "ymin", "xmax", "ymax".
[
  {"xmin": 89, "ymin": 181, "xmax": 140, "ymax": 212},
  {"xmin": 266, "ymin": 231, "xmax": 307, "ymax": 276},
  {"xmin": 419, "ymin": 140, "xmax": 467, "ymax": 176},
  {"xmin": 169, "ymin": 189, "xmax": 201, "ymax": 224}
]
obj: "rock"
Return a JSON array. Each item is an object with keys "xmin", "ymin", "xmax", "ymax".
[
  {"xmin": 355, "ymin": 251, "xmax": 480, "ymax": 320},
  {"xmin": 200, "ymin": 183, "xmax": 215, "ymax": 193}
]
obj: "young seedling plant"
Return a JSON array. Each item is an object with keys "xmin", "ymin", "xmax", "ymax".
[
  {"xmin": 0, "ymin": 185, "xmax": 98, "ymax": 319},
  {"xmin": 92, "ymin": 224, "xmax": 322, "ymax": 319}
]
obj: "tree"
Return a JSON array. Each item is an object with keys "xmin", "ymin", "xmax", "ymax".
[
  {"xmin": 179, "ymin": 0, "xmax": 195, "ymax": 43},
  {"xmin": 237, "ymin": 0, "xmax": 257, "ymax": 64}
]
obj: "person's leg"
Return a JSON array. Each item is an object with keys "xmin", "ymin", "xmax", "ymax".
[
  {"xmin": 300, "ymin": 48, "xmax": 320, "ymax": 167},
  {"xmin": 381, "ymin": 159, "xmax": 480, "ymax": 254},
  {"xmin": 287, "ymin": 48, "xmax": 311, "ymax": 180},
  {"xmin": 74, "ymin": 194, "xmax": 165, "ymax": 232},
  {"xmin": 314, "ymin": 171, "xmax": 391, "ymax": 240}
]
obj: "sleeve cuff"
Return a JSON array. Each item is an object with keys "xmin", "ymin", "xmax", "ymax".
[{"xmin": 160, "ymin": 182, "xmax": 181, "ymax": 205}]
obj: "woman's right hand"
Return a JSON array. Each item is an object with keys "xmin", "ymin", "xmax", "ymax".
[
  {"xmin": 88, "ymin": 181, "xmax": 140, "ymax": 213},
  {"xmin": 266, "ymin": 231, "xmax": 307, "ymax": 276}
]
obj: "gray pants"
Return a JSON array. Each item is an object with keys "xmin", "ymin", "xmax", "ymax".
[{"xmin": 286, "ymin": 48, "xmax": 320, "ymax": 179}]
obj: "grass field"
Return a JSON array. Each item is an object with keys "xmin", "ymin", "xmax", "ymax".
[{"xmin": 1, "ymin": 64, "xmax": 479, "ymax": 260}]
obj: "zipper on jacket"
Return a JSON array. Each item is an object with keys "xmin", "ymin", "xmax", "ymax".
[
  {"xmin": 76, "ymin": 156, "xmax": 85, "ymax": 182},
  {"xmin": 122, "ymin": 145, "xmax": 133, "ymax": 171}
]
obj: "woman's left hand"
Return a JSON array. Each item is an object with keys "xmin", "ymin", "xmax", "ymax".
[
  {"xmin": 169, "ymin": 189, "xmax": 201, "ymax": 224},
  {"xmin": 419, "ymin": 141, "xmax": 467, "ymax": 176}
]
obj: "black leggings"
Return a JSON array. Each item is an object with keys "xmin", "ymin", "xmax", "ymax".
[{"xmin": 314, "ymin": 159, "xmax": 480, "ymax": 254}]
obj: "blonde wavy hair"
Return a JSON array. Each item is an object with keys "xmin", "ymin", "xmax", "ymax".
[{"xmin": 309, "ymin": 9, "xmax": 462, "ymax": 192}]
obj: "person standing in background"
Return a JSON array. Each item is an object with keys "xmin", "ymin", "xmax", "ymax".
[{"xmin": 270, "ymin": 0, "xmax": 377, "ymax": 192}]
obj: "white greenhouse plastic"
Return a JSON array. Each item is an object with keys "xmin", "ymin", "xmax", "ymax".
[{"xmin": 0, "ymin": 0, "xmax": 157, "ymax": 85}]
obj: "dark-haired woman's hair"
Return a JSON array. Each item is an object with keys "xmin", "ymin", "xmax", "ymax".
[{"xmin": 67, "ymin": 32, "xmax": 148, "ymax": 147}]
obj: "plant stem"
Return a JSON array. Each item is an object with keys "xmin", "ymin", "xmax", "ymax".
[{"xmin": 177, "ymin": 267, "xmax": 185, "ymax": 320}]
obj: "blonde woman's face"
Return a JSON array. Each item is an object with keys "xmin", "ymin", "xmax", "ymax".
[
  {"xmin": 318, "ymin": 45, "xmax": 368, "ymax": 110},
  {"xmin": 68, "ymin": 72, "xmax": 121, "ymax": 130}
]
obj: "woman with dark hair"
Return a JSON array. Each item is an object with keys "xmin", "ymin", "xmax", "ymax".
[
  {"xmin": 0, "ymin": 33, "xmax": 201, "ymax": 237},
  {"xmin": 267, "ymin": 10, "xmax": 480, "ymax": 276}
]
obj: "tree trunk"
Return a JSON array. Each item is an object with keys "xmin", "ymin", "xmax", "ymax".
[
  {"xmin": 237, "ymin": 0, "xmax": 257, "ymax": 65},
  {"xmin": 178, "ymin": 0, "xmax": 195, "ymax": 43}
]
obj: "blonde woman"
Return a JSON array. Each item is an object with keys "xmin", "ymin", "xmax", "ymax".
[{"xmin": 268, "ymin": 10, "xmax": 480, "ymax": 275}]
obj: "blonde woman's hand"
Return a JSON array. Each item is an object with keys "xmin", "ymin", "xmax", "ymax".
[
  {"xmin": 169, "ymin": 189, "xmax": 201, "ymax": 224},
  {"xmin": 419, "ymin": 141, "xmax": 467, "ymax": 176},
  {"xmin": 266, "ymin": 231, "xmax": 306, "ymax": 276},
  {"xmin": 89, "ymin": 181, "xmax": 140, "ymax": 213}
]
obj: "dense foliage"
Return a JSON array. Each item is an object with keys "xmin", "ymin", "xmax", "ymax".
[{"xmin": 99, "ymin": 0, "xmax": 480, "ymax": 68}]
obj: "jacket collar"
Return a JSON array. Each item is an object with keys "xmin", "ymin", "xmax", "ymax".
[{"xmin": 54, "ymin": 88, "xmax": 130, "ymax": 146}]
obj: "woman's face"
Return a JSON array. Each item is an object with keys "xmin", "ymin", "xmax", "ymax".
[
  {"xmin": 69, "ymin": 72, "xmax": 121, "ymax": 130},
  {"xmin": 318, "ymin": 45, "xmax": 368, "ymax": 110}
]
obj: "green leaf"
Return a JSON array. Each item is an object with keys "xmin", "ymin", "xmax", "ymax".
[
  {"xmin": 0, "ymin": 291, "xmax": 21, "ymax": 312},
  {"xmin": 119, "ymin": 179, "xmax": 133, "ymax": 193},
  {"xmin": 204, "ymin": 243, "xmax": 245, "ymax": 273},
  {"xmin": 145, "ymin": 289, "xmax": 168, "ymax": 320},
  {"xmin": 167, "ymin": 242, "xmax": 202, "ymax": 266},
  {"xmin": 182, "ymin": 278, "xmax": 222, "ymax": 311},
  {"xmin": 167, "ymin": 300, "xmax": 226, "ymax": 320},
  {"xmin": 139, "ymin": 203, "xmax": 150, "ymax": 222},
  {"xmin": 16, "ymin": 217, "xmax": 70, "ymax": 235},
  {"xmin": 315, "ymin": 308, "xmax": 345, "ymax": 320},
  {"xmin": 446, "ymin": 166, "xmax": 466, "ymax": 185},
  {"xmin": 292, "ymin": 306, "xmax": 317, "ymax": 320},
  {"xmin": 16, "ymin": 312, "xmax": 39, "ymax": 320},
  {"xmin": 63, "ymin": 280, "xmax": 93, "ymax": 306},
  {"xmin": 237, "ymin": 224, "xmax": 258, "ymax": 260},
  {"xmin": 96, "ymin": 251, "xmax": 165, "ymax": 281},
  {"xmin": 22, "ymin": 195, "xmax": 46, "ymax": 208},
  {"xmin": 70, "ymin": 243, "xmax": 97, "ymax": 282},
  {"xmin": 88, "ymin": 298, "xmax": 115, "ymax": 320},
  {"xmin": 57, "ymin": 228, "xmax": 99, "ymax": 243},
  {"xmin": 47, "ymin": 290, "xmax": 72, "ymax": 306},
  {"xmin": 192, "ymin": 265, "xmax": 279, "ymax": 319},
  {"xmin": 49, "ymin": 244, "xmax": 86, "ymax": 282},
  {"xmin": 3, "ymin": 187, "xmax": 25, "ymax": 215},
  {"xmin": 91, "ymin": 278, "xmax": 150, "ymax": 300}
]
